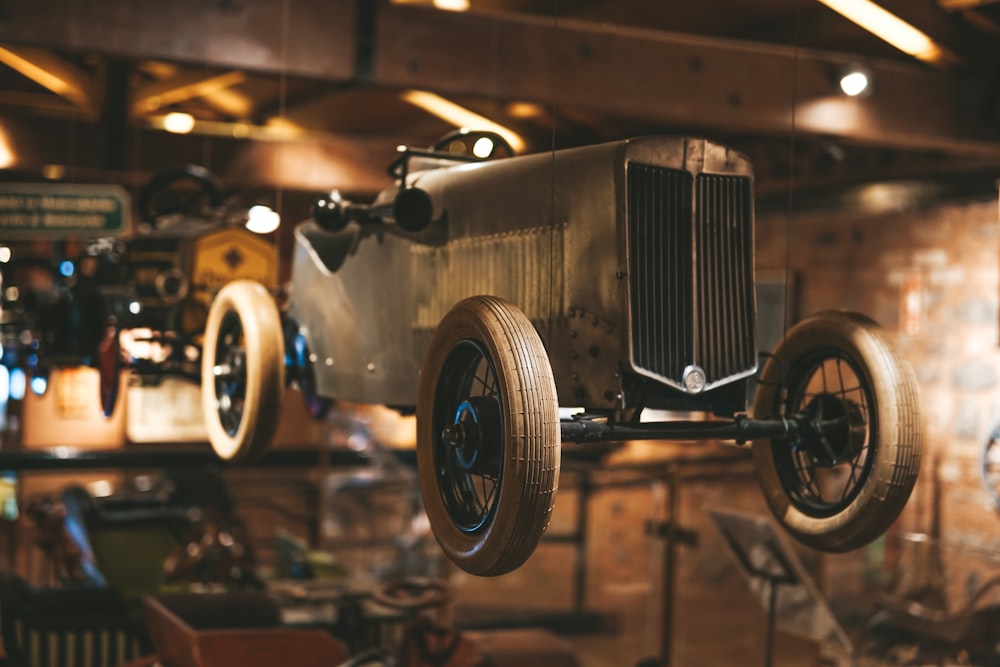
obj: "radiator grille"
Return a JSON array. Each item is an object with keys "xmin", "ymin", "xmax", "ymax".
[{"xmin": 627, "ymin": 163, "xmax": 756, "ymax": 389}]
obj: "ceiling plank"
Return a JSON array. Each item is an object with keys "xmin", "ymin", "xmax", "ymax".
[
  {"xmin": 373, "ymin": 4, "xmax": 1000, "ymax": 157},
  {"xmin": 131, "ymin": 69, "xmax": 251, "ymax": 117},
  {"xmin": 0, "ymin": 0, "xmax": 358, "ymax": 80},
  {"xmin": 0, "ymin": 45, "xmax": 99, "ymax": 117}
]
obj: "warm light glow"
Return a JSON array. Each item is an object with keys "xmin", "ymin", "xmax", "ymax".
[
  {"xmin": 0, "ymin": 123, "xmax": 14, "ymax": 169},
  {"xmin": 434, "ymin": 0, "xmax": 469, "ymax": 10},
  {"xmin": 245, "ymin": 205, "xmax": 281, "ymax": 234},
  {"xmin": 505, "ymin": 101, "xmax": 546, "ymax": 119},
  {"xmin": 41, "ymin": 164, "xmax": 66, "ymax": 180},
  {"xmin": 162, "ymin": 111, "xmax": 196, "ymax": 134},
  {"xmin": 0, "ymin": 47, "xmax": 74, "ymax": 97},
  {"xmin": 0, "ymin": 246, "xmax": 10, "ymax": 264},
  {"xmin": 840, "ymin": 70, "xmax": 869, "ymax": 96},
  {"xmin": 401, "ymin": 90, "xmax": 525, "ymax": 153},
  {"xmin": 472, "ymin": 136, "xmax": 495, "ymax": 158},
  {"xmin": 87, "ymin": 480, "xmax": 114, "ymax": 498},
  {"xmin": 815, "ymin": 0, "xmax": 952, "ymax": 65}
]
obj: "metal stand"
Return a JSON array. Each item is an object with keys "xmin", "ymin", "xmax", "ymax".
[{"xmin": 709, "ymin": 508, "xmax": 852, "ymax": 666}]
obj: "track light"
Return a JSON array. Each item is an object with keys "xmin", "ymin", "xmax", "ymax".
[{"xmin": 839, "ymin": 65, "xmax": 871, "ymax": 97}]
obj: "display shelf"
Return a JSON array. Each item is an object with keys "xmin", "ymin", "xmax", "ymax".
[{"xmin": 0, "ymin": 446, "xmax": 390, "ymax": 471}]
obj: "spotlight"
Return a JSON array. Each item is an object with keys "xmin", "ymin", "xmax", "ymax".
[
  {"xmin": 246, "ymin": 205, "xmax": 281, "ymax": 234},
  {"xmin": 162, "ymin": 112, "xmax": 196, "ymax": 134},
  {"xmin": 839, "ymin": 65, "xmax": 871, "ymax": 97}
]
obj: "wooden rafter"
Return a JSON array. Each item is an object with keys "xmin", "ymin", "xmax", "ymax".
[
  {"xmin": 0, "ymin": 45, "xmax": 99, "ymax": 118},
  {"xmin": 131, "ymin": 69, "xmax": 252, "ymax": 118}
]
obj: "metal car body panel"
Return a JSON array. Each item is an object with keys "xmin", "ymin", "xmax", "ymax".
[{"xmin": 288, "ymin": 136, "xmax": 757, "ymax": 412}]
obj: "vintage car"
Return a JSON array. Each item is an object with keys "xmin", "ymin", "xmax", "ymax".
[
  {"xmin": 81, "ymin": 165, "xmax": 280, "ymax": 415},
  {"xmin": 201, "ymin": 131, "xmax": 923, "ymax": 577}
]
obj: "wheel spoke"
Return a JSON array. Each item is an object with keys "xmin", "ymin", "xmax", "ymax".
[
  {"xmin": 777, "ymin": 351, "xmax": 875, "ymax": 514},
  {"xmin": 433, "ymin": 340, "xmax": 504, "ymax": 533}
]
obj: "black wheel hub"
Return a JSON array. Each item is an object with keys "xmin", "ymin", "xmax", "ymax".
[
  {"xmin": 797, "ymin": 393, "xmax": 866, "ymax": 466},
  {"xmin": 442, "ymin": 397, "xmax": 500, "ymax": 473},
  {"xmin": 214, "ymin": 312, "xmax": 247, "ymax": 435},
  {"xmin": 432, "ymin": 339, "xmax": 504, "ymax": 535}
]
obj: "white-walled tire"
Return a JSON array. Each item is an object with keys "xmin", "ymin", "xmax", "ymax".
[
  {"xmin": 417, "ymin": 296, "xmax": 560, "ymax": 576},
  {"xmin": 201, "ymin": 280, "xmax": 285, "ymax": 461}
]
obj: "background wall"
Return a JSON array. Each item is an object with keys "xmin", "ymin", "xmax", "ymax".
[{"xmin": 757, "ymin": 190, "xmax": 1000, "ymax": 621}]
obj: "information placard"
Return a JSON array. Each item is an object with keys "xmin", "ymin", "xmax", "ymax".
[{"xmin": 0, "ymin": 183, "xmax": 130, "ymax": 237}]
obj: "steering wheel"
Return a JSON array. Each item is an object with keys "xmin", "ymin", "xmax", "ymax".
[{"xmin": 137, "ymin": 164, "xmax": 227, "ymax": 226}]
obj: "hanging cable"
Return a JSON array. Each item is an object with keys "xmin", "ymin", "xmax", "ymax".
[{"xmin": 783, "ymin": 0, "xmax": 802, "ymax": 340}]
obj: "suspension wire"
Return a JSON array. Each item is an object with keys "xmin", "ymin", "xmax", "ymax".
[
  {"xmin": 547, "ymin": 0, "xmax": 560, "ymax": 348},
  {"xmin": 783, "ymin": 0, "xmax": 802, "ymax": 340},
  {"xmin": 276, "ymin": 0, "xmax": 291, "ymax": 220}
]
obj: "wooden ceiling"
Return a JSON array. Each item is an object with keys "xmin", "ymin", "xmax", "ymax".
[{"xmin": 0, "ymin": 0, "xmax": 998, "ymax": 208}]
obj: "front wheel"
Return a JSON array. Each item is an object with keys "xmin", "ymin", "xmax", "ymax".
[
  {"xmin": 752, "ymin": 311, "xmax": 922, "ymax": 552},
  {"xmin": 417, "ymin": 296, "xmax": 559, "ymax": 576},
  {"xmin": 201, "ymin": 280, "xmax": 285, "ymax": 461}
]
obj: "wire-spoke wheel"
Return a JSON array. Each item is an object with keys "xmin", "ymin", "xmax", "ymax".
[
  {"xmin": 753, "ymin": 311, "xmax": 922, "ymax": 552},
  {"xmin": 201, "ymin": 280, "xmax": 284, "ymax": 461},
  {"xmin": 417, "ymin": 296, "xmax": 559, "ymax": 576}
]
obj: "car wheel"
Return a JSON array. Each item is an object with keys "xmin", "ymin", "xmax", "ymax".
[
  {"xmin": 752, "ymin": 311, "xmax": 922, "ymax": 552},
  {"xmin": 96, "ymin": 318, "xmax": 121, "ymax": 418},
  {"xmin": 201, "ymin": 280, "xmax": 284, "ymax": 461},
  {"xmin": 417, "ymin": 295, "xmax": 559, "ymax": 576},
  {"xmin": 284, "ymin": 319, "xmax": 333, "ymax": 420}
]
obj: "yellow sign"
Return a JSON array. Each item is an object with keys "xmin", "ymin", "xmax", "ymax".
[{"xmin": 190, "ymin": 228, "xmax": 278, "ymax": 308}]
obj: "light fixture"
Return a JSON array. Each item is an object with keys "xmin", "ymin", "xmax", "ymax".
[
  {"xmin": 401, "ymin": 90, "xmax": 525, "ymax": 153},
  {"xmin": 815, "ymin": 0, "xmax": 955, "ymax": 66},
  {"xmin": 41, "ymin": 164, "xmax": 66, "ymax": 180},
  {"xmin": 505, "ymin": 101, "xmax": 547, "ymax": 120},
  {"xmin": 839, "ymin": 65, "xmax": 871, "ymax": 96},
  {"xmin": 161, "ymin": 111, "xmax": 196, "ymax": 134},
  {"xmin": 472, "ymin": 136, "xmax": 495, "ymax": 158},
  {"xmin": 0, "ymin": 246, "xmax": 11, "ymax": 263},
  {"xmin": 434, "ymin": 0, "xmax": 469, "ymax": 10},
  {"xmin": 0, "ymin": 123, "xmax": 15, "ymax": 169},
  {"xmin": 246, "ymin": 205, "xmax": 281, "ymax": 234}
]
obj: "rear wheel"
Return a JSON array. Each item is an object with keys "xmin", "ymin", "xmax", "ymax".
[
  {"xmin": 201, "ymin": 280, "xmax": 284, "ymax": 461},
  {"xmin": 752, "ymin": 311, "xmax": 922, "ymax": 552},
  {"xmin": 417, "ymin": 296, "xmax": 559, "ymax": 576}
]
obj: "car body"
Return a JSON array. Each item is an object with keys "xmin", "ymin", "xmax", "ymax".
[
  {"xmin": 288, "ymin": 136, "xmax": 755, "ymax": 415},
  {"xmin": 202, "ymin": 132, "xmax": 922, "ymax": 576}
]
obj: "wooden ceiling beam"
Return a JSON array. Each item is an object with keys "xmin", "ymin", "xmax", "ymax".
[
  {"xmin": 373, "ymin": 4, "xmax": 1000, "ymax": 157},
  {"xmin": 0, "ymin": 0, "xmax": 997, "ymax": 159},
  {"xmin": 131, "ymin": 69, "xmax": 251, "ymax": 117},
  {"xmin": 0, "ymin": 0, "xmax": 358, "ymax": 80},
  {"xmin": 0, "ymin": 45, "xmax": 100, "ymax": 117}
]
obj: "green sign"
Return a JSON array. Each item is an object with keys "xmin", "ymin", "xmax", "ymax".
[{"xmin": 0, "ymin": 183, "xmax": 130, "ymax": 238}]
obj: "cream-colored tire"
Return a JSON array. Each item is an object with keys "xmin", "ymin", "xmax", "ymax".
[
  {"xmin": 417, "ymin": 296, "xmax": 559, "ymax": 576},
  {"xmin": 201, "ymin": 280, "xmax": 284, "ymax": 461},
  {"xmin": 752, "ymin": 311, "xmax": 922, "ymax": 552}
]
